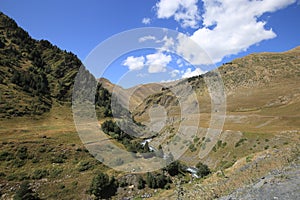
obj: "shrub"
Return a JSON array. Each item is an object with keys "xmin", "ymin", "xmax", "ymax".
[
  {"xmin": 146, "ymin": 172, "xmax": 170, "ymax": 189},
  {"xmin": 14, "ymin": 181, "xmax": 40, "ymax": 200},
  {"xmin": 189, "ymin": 144, "xmax": 197, "ymax": 152},
  {"xmin": 32, "ymin": 169, "xmax": 48, "ymax": 179},
  {"xmin": 38, "ymin": 147, "xmax": 47, "ymax": 153},
  {"xmin": 51, "ymin": 154, "xmax": 67, "ymax": 163},
  {"xmin": 219, "ymin": 160, "xmax": 235, "ymax": 169},
  {"xmin": 0, "ymin": 151, "xmax": 14, "ymax": 161},
  {"xmin": 0, "ymin": 172, "xmax": 5, "ymax": 177},
  {"xmin": 246, "ymin": 155, "xmax": 253, "ymax": 163},
  {"xmin": 50, "ymin": 168, "xmax": 63, "ymax": 178},
  {"xmin": 31, "ymin": 157, "xmax": 39, "ymax": 163},
  {"xmin": 77, "ymin": 161, "xmax": 93, "ymax": 172},
  {"xmin": 264, "ymin": 145, "xmax": 269, "ymax": 150},
  {"xmin": 235, "ymin": 138, "xmax": 247, "ymax": 148},
  {"xmin": 164, "ymin": 161, "xmax": 186, "ymax": 176},
  {"xmin": 12, "ymin": 159, "xmax": 26, "ymax": 168},
  {"xmin": 193, "ymin": 137, "xmax": 200, "ymax": 143},
  {"xmin": 7, "ymin": 173, "xmax": 18, "ymax": 181},
  {"xmin": 89, "ymin": 172, "xmax": 118, "ymax": 199},
  {"xmin": 196, "ymin": 162, "xmax": 211, "ymax": 178},
  {"xmin": 18, "ymin": 172, "xmax": 30, "ymax": 181},
  {"xmin": 16, "ymin": 147, "xmax": 28, "ymax": 160},
  {"xmin": 212, "ymin": 146, "xmax": 217, "ymax": 152},
  {"xmin": 137, "ymin": 175, "xmax": 145, "ymax": 189}
]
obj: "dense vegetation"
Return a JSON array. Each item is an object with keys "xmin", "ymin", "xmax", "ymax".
[
  {"xmin": 101, "ymin": 119, "xmax": 151, "ymax": 153},
  {"xmin": 0, "ymin": 12, "xmax": 118, "ymax": 119},
  {"xmin": 89, "ymin": 172, "xmax": 118, "ymax": 199},
  {"xmin": 0, "ymin": 12, "xmax": 81, "ymax": 117}
]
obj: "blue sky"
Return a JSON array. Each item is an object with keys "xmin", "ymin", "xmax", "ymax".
[{"xmin": 1, "ymin": 0, "xmax": 300, "ymax": 88}]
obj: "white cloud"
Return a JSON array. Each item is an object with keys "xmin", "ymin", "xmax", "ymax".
[
  {"xmin": 122, "ymin": 56, "xmax": 145, "ymax": 71},
  {"xmin": 189, "ymin": 0, "xmax": 296, "ymax": 63},
  {"xmin": 137, "ymin": 73, "xmax": 148, "ymax": 78},
  {"xmin": 146, "ymin": 53, "xmax": 172, "ymax": 73},
  {"xmin": 139, "ymin": 35, "xmax": 156, "ymax": 43},
  {"xmin": 176, "ymin": 59, "xmax": 184, "ymax": 67},
  {"xmin": 176, "ymin": 33, "xmax": 213, "ymax": 65},
  {"xmin": 161, "ymin": 79, "xmax": 178, "ymax": 83},
  {"xmin": 156, "ymin": 0, "xmax": 200, "ymax": 28},
  {"xmin": 142, "ymin": 17, "xmax": 151, "ymax": 25},
  {"xmin": 155, "ymin": 0, "xmax": 297, "ymax": 64},
  {"xmin": 182, "ymin": 67, "xmax": 206, "ymax": 78},
  {"xmin": 160, "ymin": 36, "xmax": 175, "ymax": 52},
  {"xmin": 170, "ymin": 69, "xmax": 180, "ymax": 77}
]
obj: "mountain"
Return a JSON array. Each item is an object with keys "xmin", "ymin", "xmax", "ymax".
[
  {"xmin": 133, "ymin": 46, "xmax": 300, "ymax": 122},
  {"xmin": 0, "ymin": 12, "xmax": 299, "ymax": 200},
  {"xmin": 0, "ymin": 12, "xmax": 82, "ymax": 118},
  {"xmin": 99, "ymin": 77, "xmax": 178, "ymax": 111}
]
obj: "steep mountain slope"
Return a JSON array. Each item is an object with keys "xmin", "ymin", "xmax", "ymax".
[{"xmin": 0, "ymin": 12, "xmax": 82, "ymax": 118}]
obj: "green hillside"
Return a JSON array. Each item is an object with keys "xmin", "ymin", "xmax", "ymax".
[{"xmin": 0, "ymin": 12, "xmax": 81, "ymax": 118}]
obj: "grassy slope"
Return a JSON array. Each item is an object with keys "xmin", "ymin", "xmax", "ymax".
[
  {"xmin": 129, "ymin": 47, "xmax": 300, "ymax": 199},
  {"xmin": 0, "ymin": 11, "xmax": 299, "ymax": 199}
]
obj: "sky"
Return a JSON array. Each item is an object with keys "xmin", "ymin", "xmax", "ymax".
[{"xmin": 1, "ymin": 0, "xmax": 300, "ymax": 88}]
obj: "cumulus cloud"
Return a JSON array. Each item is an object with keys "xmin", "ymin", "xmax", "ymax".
[
  {"xmin": 155, "ymin": 0, "xmax": 297, "ymax": 64},
  {"xmin": 156, "ymin": 0, "xmax": 200, "ymax": 28},
  {"xmin": 122, "ymin": 56, "xmax": 145, "ymax": 71},
  {"xmin": 170, "ymin": 69, "xmax": 180, "ymax": 77},
  {"xmin": 139, "ymin": 35, "xmax": 156, "ymax": 43},
  {"xmin": 176, "ymin": 59, "xmax": 184, "ymax": 67},
  {"xmin": 182, "ymin": 67, "xmax": 206, "ymax": 78},
  {"xmin": 123, "ymin": 53, "xmax": 172, "ymax": 74},
  {"xmin": 190, "ymin": 0, "xmax": 296, "ymax": 63},
  {"xmin": 142, "ymin": 17, "xmax": 151, "ymax": 25},
  {"xmin": 146, "ymin": 53, "xmax": 172, "ymax": 73}
]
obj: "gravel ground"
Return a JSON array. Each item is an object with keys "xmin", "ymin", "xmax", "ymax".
[{"xmin": 219, "ymin": 163, "xmax": 300, "ymax": 200}]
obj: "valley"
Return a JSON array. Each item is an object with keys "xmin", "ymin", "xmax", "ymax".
[{"xmin": 0, "ymin": 12, "xmax": 299, "ymax": 199}]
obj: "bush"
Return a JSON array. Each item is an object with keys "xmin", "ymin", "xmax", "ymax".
[
  {"xmin": 16, "ymin": 146, "xmax": 28, "ymax": 160},
  {"xmin": 264, "ymin": 145, "xmax": 269, "ymax": 150},
  {"xmin": 137, "ymin": 175, "xmax": 145, "ymax": 189},
  {"xmin": 196, "ymin": 162, "xmax": 211, "ymax": 178},
  {"xmin": 89, "ymin": 172, "xmax": 118, "ymax": 199},
  {"xmin": 77, "ymin": 161, "xmax": 93, "ymax": 172},
  {"xmin": 32, "ymin": 169, "xmax": 48, "ymax": 179},
  {"xmin": 189, "ymin": 144, "xmax": 197, "ymax": 152},
  {"xmin": 164, "ymin": 161, "xmax": 186, "ymax": 176},
  {"xmin": 146, "ymin": 172, "xmax": 170, "ymax": 189},
  {"xmin": 0, "ymin": 151, "xmax": 14, "ymax": 161},
  {"xmin": 7, "ymin": 173, "xmax": 18, "ymax": 181},
  {"xmin": 12, "ymin": 159, "xmax": 26, "ymax": 168},
  {"xmin": 235, "ymin": 138, "xmax": 247, "ymax": 148},
  {"xmin": 193, "ymin": 137, "xmax": 200, "ymax": 143},
  {"xmin": 18, "ymin": 172, "xmax": 30, "ymax": 181},
  {"xmin": 50, "ymin": 168, "xmax": 63, "ymax": 178},
  {"xmin": 0, "ymin": 172, "xmax": 5, "ymax": 177},
  {"xmin": 51, "ymin": 154, "xmax": 67, "ymax": 163},
  {"xmin": 219, "ymin": 160, "xmax": 235, "ymax": 170},
  {"xmin": 14, "ymin": 181, "xmax": 40, "ymax": 200},
  {"xmin": 246, "ymin": 155, "xmax": 253, "ymax": 163}
]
